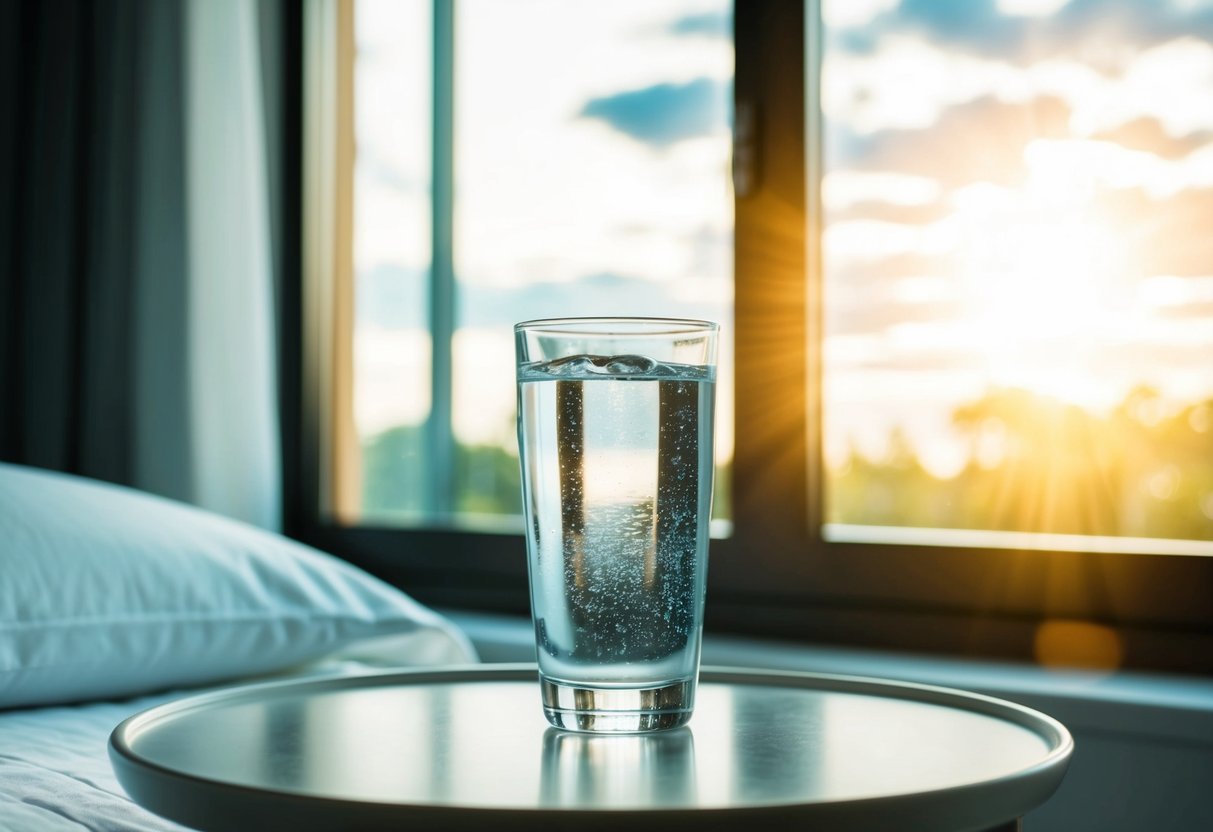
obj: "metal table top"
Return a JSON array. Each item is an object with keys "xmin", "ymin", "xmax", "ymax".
[{"xmin": 110, "ymin": 664, "xmax": 1072, "ymax": 831}]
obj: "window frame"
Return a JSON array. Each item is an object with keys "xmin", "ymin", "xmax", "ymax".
[{"xmin": 289, "ymin": 0, "xmax": 1213, "ymax": 674}]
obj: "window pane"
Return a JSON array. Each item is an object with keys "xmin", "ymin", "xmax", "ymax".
[
  {"xmin": 351, "ymin": 0, "xmax": 432, "ymax": 523},
  {"xmin": 454, "ymin": 0, "xmax": 734, "ymax": 524},
  {"xmin": 819, "ymin": 0, "xmax": 1213, "ymax": 548},
  {"xmin": 349, "ymin": 1, "xmax": 734, "ymax": 527}
]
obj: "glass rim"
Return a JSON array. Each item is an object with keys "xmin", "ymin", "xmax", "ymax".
[{"xmin": 514, "ymin": 316, "xmax": 719, "ymax": 336}]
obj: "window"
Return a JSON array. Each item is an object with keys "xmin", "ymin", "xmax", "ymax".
[
  {"xmin": 818, "ymin": 0, "xmax": 1213, "ymax": 555},
  {"xmin": 324, "ymin": 0, "xmax": 733, "ymax": 530},
  {"xmin": 297, "ymin": 0, "xmax": 1213, "ymax": 672}
]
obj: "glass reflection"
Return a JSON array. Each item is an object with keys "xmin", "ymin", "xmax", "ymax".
[
  {"xmin": 540, "ymin": 727, "xmax": 697, "ymax": 809},
  {"xmin": 726, "ymin": 687, "xmax": 826, "ymax": 803}
]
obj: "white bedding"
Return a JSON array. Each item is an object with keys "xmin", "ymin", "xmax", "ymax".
[
  {"xmin": 0, "ymin": 656, "xmax": 468, "ymax": 832},
  {"xmin": 0, "ymin": 464, "xmax": 481, "ymax": 829},
  {"xmin": 0, "ymin": 689, "xmax": 191, "ymax": 832}
]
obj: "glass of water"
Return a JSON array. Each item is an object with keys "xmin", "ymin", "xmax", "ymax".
[{"xmin": 515, "ymin": 318, "xmax": 718, "ymax": 732}]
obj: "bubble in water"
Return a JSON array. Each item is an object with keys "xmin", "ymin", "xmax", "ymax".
[{"xmin": 519, "ymin": 352, "xmax": 714, "ymax": 677}]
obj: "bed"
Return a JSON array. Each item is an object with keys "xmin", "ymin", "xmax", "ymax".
[{"xmin": 0, "ymin": 462, "xmax": 477, "ymax": 831}]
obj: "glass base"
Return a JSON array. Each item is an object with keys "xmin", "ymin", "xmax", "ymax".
[{"xmin": 540, "ymin": 677, "xmax": 695, "ymax": 733}]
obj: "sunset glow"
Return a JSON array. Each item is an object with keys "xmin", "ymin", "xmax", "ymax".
[
  {"xmin": 822, "ymin": 0, "xmax": 1213, "ymax": 541},
  {"xmin": 347, "ymin": 0, "xmax": 1212, "ymax": 541}
]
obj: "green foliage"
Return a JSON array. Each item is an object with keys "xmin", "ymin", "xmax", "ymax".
[
  {"xmin": 359, "ymin": 386, "xmax": 1212, "ymax": 541},
  {"xmin": 453, "ymin": 438, "xmax": 522, "ymax": 516},
  {"xmin": 360, "ymin": 424, "xmax": 428, "ymax": 519},
  {"xmin": 828, "ymin": 386, "xmax": 1213, "ymax": 541},
  {"xmin": 359, "ymin": 423, "xmax": 522, "ymax": 520},
  {"xmin": 360, "ymin": 422, "xmax": 732, "ymax": 523}
]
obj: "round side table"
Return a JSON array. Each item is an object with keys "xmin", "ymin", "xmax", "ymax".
[{"xmin": 110, "ymin": 664, "xmax": 1072, "ymax": 831}]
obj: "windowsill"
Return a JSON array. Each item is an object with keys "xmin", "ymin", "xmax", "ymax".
[{"xmin": 448, "ymin": 609, "xmax": 1213, "ymax": 747}]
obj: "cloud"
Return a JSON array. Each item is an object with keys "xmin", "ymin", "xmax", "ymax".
[
  {"xmin": 829, "ymin": 95, "xmax": 1072, "ymax": 186},
  {"xmin": 1154, "ymin": 301, "xmax": 1213, "ymax": 321},
  {"xmin": 820, "ymin": 180, "xmax": 1213, "ymax": 341},
  {"xmin": 997, "ymin": 0, "xmax": 1075, "ymax": 16},
  {"xmin": 1110, "ymin": 187, "xmax": 1213, "ymax": 277},
  {"xmin": 460, "ymin": 270, "xmax": 726, "ymax": 328},
  {"xmin": 579, "ymin": 77, "xmax": 729, "ymax": 149},
  {"xmin": 823, "ymin": 0, "xmax": 902, "ymax": 29},
  {"xmin": 825, "ymin": 218, "xmax": 957, "ymax": 266},
  {"xmin": 355, "ymin": 265, "xmax": 729, "ymax": 334},
  {"xmin": 825, "ymin": 26, "xmax": 1213, "ymax": 140},
  {"xmin": 897, "ymin": 0, "xmax": 1020, "ymax": 49},
  {"xmin": 827, "ymin": 294, "xmax": 968, "ymax": 342},
  {"xmin": 666, "ymin": 9, "xmax": 731, "ymax": 39},
  {"xmin": 823, "ymin": 34, "xmax": 1025, "ymax": 134},
  {"xmin": 1092, "ymin": 117, "xmax": 1213, "ymax": 160},
  {"xmin": 822, "ymin": 171, "xmax": 951, "ymax": 224},
  {"xmin": 863, "ymin": 0, "xmax": 1213, "ymax": 66},
  {"xmin": 824, "ymin": 256, "xmax": 964, "ymax": 337},
  {"xmin": 356, "ymin": 265, "xmax": 428, "ymax": 329},
  {"xmin": 824, "ymin": 171, "xmax": 943, "ymax": 210},
  {"xmin": 1081, "ymin": 37, "xmax": 1213, "ymax": 139},
  {"xmin": 681, "ymin": 225, "xmax": 733, "ymax": 298},
  {"xmin": 827, "ymin": 200, "xmax": 954, "ymax": 226},
  {"xmin": 1022, "ymin": 137, "xmax": 1213, "ymax": 197},
  {"xmin": 1139, "ymin": 275, "xmax": 1213, "ymax": 311}
]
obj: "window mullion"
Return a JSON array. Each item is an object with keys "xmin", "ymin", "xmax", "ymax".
[{"xmin": 427, "ymin": 0, "xmax": 456, "ymax": 516}]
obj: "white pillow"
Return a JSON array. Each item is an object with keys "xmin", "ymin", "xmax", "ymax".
[{"xmin": 0, "ymin": 463, "xmax": 475, "ymax": 709}]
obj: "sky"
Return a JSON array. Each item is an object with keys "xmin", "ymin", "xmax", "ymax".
[
  {"xmin": 352, "ymin": 0, "xmax": 733, "ymax": 453},
  {"xmin": 820, "ymin": 0, "xmax": 1213, "ymax": 474},
  {"xmin": 349, "ymin": 0, "xmax": 1213, "ymax": 487}
]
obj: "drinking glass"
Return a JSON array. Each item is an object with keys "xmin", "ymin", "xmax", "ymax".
[{"xmin": 515, "ymin": 317, "xmax": 718, "ymax": 732}]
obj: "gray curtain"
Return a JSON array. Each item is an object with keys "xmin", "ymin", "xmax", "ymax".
[{"xmin": 0, "ymin": 0, "xmax": 285, "ymax": 529}]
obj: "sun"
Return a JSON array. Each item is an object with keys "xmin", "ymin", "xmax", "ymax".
[{"xmin": 951, "ymin": 140, "xmax": 1137, "ymax": 408}]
